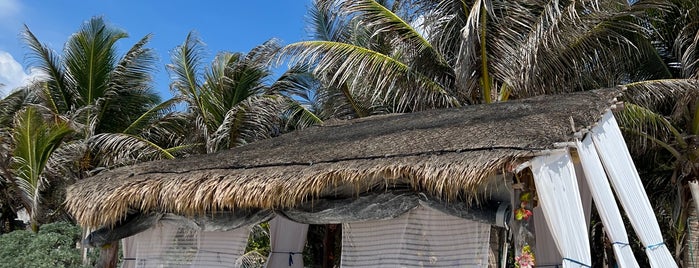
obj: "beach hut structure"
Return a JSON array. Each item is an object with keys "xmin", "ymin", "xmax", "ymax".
[{"xmin": 66, "ymin": 88, "xmax": 676, "ymax": 267}]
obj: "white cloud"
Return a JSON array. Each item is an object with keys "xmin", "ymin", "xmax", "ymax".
[
  {"xmin": 0, "ymin": 0, "xmax": 20, "ymax": 20},
  {"xmin": 0, "ymin": 51, "xmax": 44, "ymax": 97}
]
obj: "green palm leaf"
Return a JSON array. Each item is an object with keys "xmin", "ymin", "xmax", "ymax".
[
  {"xmin": 23, "ymin": 26, "xmax": 71, "ymax": 114},
  {"xmin": 282, "ymin": 40, "xmax": 458, "ymax": 111},
  {"xmin": 11, "ymin": 107, "xmax": 72, "ymax": 230}
]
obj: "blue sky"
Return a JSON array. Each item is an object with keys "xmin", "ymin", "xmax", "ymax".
[{"xmin": 0, "ymin": 0, "xmax": 312, "ymax": 98}]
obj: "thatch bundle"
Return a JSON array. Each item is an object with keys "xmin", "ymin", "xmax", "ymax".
[{"xmin": 67, "ymin": 88, "xmax": 621, "ymax": 228}]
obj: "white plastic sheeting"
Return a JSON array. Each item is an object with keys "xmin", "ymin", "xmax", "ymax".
[
  {"xmin": 576, "ymin": 137, "xmax": 639, "ymax": 268},
  {"xmin": 266, "ymin": 216, "xmax": 309, "ymax": 268},
  {"xmin": 591, "ymin": 112, "xmax": 677, "ymax": 268},
  {"xmin": 341, "ymin": 205, "xmax": 491, "ymax": 267},
  {"xmin": 121, "ymin": 221, "xmax": 251, "ymax": 268},
  {"xmin": 531, "ymin": 151, "xmax": 591, "ymax": 268}
]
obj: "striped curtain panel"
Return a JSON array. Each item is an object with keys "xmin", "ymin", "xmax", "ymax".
[
  {"xmin": 340, "ymin": 205, "xmax": 491, "ymax": 267},
  {"xmin": 121, "ymin": 221, "xmax": 251, "ymax": 268}
]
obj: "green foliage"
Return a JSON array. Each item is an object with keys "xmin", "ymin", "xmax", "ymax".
[
  {"xmin": 0, "ymin": 221, "xmax": 94, "ymax": 268},
  {"xmin": 245, "ymin": 222, "xmax": 270, "ymax": 256}
]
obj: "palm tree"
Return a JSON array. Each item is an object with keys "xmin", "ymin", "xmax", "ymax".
[
  {"xmin": 286, "ymin": 0, "xmax": 690, "ymax": 265},
  {"xmin": 0, "ymin": 17, "xmax": 186, "ymax": 231},
  {"xmin": 8, "ymin": 106, "xmax": 73, "ymax": 231},
  {"xmin": 280, "ymin": 0, "xmax": 662, "ymax": 114},
  {"xmin": 21, "ymin": 16, "xmax": 186, "ymax": 171},
  {"xmin": 168, "ymin": 33, "xmax": 292, "ymax": 153},
  {"xmin": 24, "ymin": 17, "xmax": 161, "ymax": 135},
  {"xmin": 613, "ymin": 0, "xmax": 699, "ymax": 264}
]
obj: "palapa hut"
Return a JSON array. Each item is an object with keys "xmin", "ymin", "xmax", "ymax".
[{"xmin": 67, "ymin": 88, "xmax": 677, "ymax": 267}]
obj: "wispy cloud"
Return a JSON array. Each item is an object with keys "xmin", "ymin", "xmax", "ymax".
[
  {"xmin": 0, "ymin": 0, "xmax": 21, "ymax": 20},
  {"xmin": 0, "ymin": 51, "xmax": 44, "ymax": 97}
]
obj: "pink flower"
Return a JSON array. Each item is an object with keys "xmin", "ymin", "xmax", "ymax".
[{"xmin": 515, "ymin": 253, "xmax": 535, "ymax": 268}]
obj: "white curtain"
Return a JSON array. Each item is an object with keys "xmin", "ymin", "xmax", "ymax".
[
  {"xmin": 576, "ymin": 137, "xmax": 639, "ymax": 268},
  {"xmin": 120, "ymin": 221, "xmax": 195, "ymax": 268},
  {"xmin": 341, "ymin": 205, "xmax": 491, "ymax": 267},
  {"xmin": 690, "ymin": 181, "xmax": 699, "ymax": 221},
  {"xmin": 591, "ymin": 111, "xmax": 677, "ymax": 268},
  {"xmin": 191, "ymin": 226, "xmax": 252, "ymax": 267},
  {"xmin": 265, "ymin": 216, "xmax": 309, "ymax": 268},
  {"xmin": 122, "ymin": 235, "xmax": 137, "ymax": 268},
  {"xmin": 120, "ymin": 221, "xmax": 252, "ymax": 268},
  {"xmin": 531, "ymin": 151, "xmax": 591, "ymax": 268}
]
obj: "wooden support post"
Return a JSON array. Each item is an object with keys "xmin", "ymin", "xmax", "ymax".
[{"xmin": 97, "ymin": 241, "xmax": 119, "ymax": 268}]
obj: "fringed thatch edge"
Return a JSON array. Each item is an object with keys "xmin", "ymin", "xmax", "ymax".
[{"xmin": 67, "ymin": 149, "xmax": 531, "ymax": 228}]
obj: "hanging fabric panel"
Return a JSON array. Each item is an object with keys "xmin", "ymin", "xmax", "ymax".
[
  {"xmin": 340, "ymin": 205, "xmax": 490, "ymax": 267},
  {"xmin": 122, "ymin": 235, "xmax": 137, "ymax": 268},
  {"xmin": 120, "ymin": 221, "xmax": 251, "ymax": 268},
  {"xmin": 576, "ymin": 137, "xmax": 639, "ymax": 268},
  {"xmin": 190, "ymin": 226, "xmax": 252, "ymax": 267},
  {"xmin": 591, "ymin": 112, "xmax": 677, "ymax": 267},
  {"xmin": 265, "ymin": 216, "xmax": 309, "ymax": 268},
  {"xmin": 120, "ymin": 221, "xmax": 197, "ymax": 267},
  {"xmin": 531, "ymin": 151, "xmax": 591, "ymax": 268}
]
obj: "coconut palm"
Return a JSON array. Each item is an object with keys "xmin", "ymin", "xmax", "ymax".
[
  {"xmin": 281, "ymin": 0, "xmax": 667, "ymax": 115},
  {"xmin": 8, "ymin": 106, "xmax": 73, "ymax": 231},
  {"xmin": 24, "ymin": 17, "xmax": 161, "ymax": 135},
  {"xmin": 168, "ymin": 33, "xmax": 294, "ymax": 153},
  {"xmin": 0, "ymin": 17, "xmax": 186, "ymax": 231},
  {"xmin": 21, "ymin": 16, "xmax": 187, "ymax": 170},
  {"xmin": 613, "ymin": 0, "xmax": 699, "ymax": 264}
]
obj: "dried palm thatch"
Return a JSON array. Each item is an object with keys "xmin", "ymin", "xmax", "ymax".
[{"xmin": 67, "ymin": 88, "xmax": 622, "ymax": 228}]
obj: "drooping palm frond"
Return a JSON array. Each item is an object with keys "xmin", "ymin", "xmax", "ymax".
[
  {"xmin": 168, "ymin": 32, "xmax": 207, "ymax": 115},
  {"xmin": 617, "ymin": 102, "xmax": 682, "ymax": 157},
  {"xmin": 207, "ymin": 95, "xmax": 285, "ymax": 152},
  {"xmin": 10, "ymin": 107, "xmax": 73, "ymax": 230},
  {"xmin": 272, "ymin": 66, "xmax": 325, "ymax": 130},
  {"xmin": 99, "ymin": 33, "xmax": 160, "ymax": 133},
  {"xmin": 281, "ymin": 41, "xmax": 458, "ymax": 111},
  {"xmin": 122, "ymin": 97, "xmax": 182, "ymax": 135},
  {"xmin": 87, "ymin": 133, "xmax": 175, "ymax": 167},
  {"xmin": 623, "ymin": 79, "xmax": 699, "ymax": 120},
  {"xmin": 0, "ymin": 88, "xmax": 34, "ymax": 129},
  {"xmin": 23, "ymin": 26, "xmax": 72, "ymax": 114}
]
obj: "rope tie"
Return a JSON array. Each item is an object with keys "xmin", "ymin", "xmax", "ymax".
[
  {"xmin": 611, "ymin": 241, "xmax": 630, "ymax": 247},
  {"xmin": 563, "ymin": 258, "xmax": 591, "ymax": 267},
  {"xmin": 271, "ymin": 251, "xmax": 302, "ymax": 266},
  {"xmin": 647, "ymin": 242, "xmax": 665, "ymax": 250}
]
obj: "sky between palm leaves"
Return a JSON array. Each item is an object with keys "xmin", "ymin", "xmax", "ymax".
[{"xmin": 0, "ymin": 0, "xmax": 311, "ymax": 98}]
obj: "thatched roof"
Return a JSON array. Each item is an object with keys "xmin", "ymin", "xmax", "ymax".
[{"xmin": 67, "ymin": 88, "xmax": 622, "ymax": 228}]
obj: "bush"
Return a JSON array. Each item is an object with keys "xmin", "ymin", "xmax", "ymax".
[{"xmin": 0, "ymin": 221, "xmax": 89, "ymax": 268}]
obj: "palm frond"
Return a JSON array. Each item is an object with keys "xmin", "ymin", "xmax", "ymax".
[
  {"xmin": 87, "ymin": 133, "xmax": 175, "ymax": 168},
  {"xmin": 281, "ymin": 40, "xmax": 458, "ymax": 111},
  {"xmin": 207, "ymin": 95, "xmax": 285, "ymax": 152},
  {"xmin": 168, "ymin": 32, "xmax": 207, "ymax": 115},
  {"xmin": 11, "ymin": 107, "xmax": 72, "ymax": 225},
  {"xmin": 122, "ymin": 97, "xmax": 182, "ymax": 135},
  {"xmin": 23, "ymin": 26, "xmax": 72, "ymax": 113},
  {"xmin": 622, "ymin": 79, "xmax": 699, "ymax": 118},
  {"xmin": 63, "ymin": 17, "xmax": 127, "ymax": 108},
  {"xmin": 98, "ymin": 33, "xmax": 160, "ymax": 133},
  {"xmin": 616, "ymin": 102, "xmax": 684, "ymax": 155},
  {"xmin": 0, "ymin": 87, "xmax": 33, "ymax": 129},
  {"xmin": 307, "ymin": 0, "xmax": 355, "ymax": 42}
]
